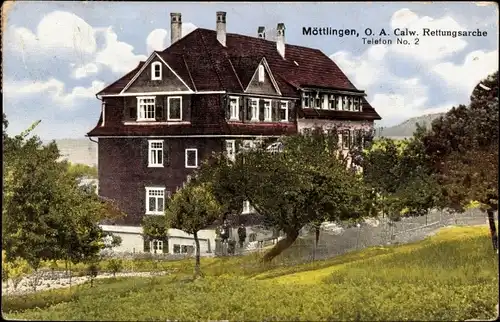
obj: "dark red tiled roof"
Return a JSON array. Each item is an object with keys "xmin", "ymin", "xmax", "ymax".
[
  {"xmin": 99, "ymin": 28, "xmax": 360, "ymax": 96},
  {"xmin": 97, "ymin": 62, "xmax": 145, "ymax": 96},
  {"xmin": 95, "ymin": 27, "xmax": 381, "ymax": 119}
]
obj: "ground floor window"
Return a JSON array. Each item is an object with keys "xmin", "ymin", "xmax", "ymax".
[{"xmin": 173, "ymin": 244, "xmax": 195, "ymax": 254}]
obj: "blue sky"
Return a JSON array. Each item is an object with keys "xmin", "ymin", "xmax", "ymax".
[{"xmin": 2, "ymin": 1, "xmax": 498, "ymax": 140}]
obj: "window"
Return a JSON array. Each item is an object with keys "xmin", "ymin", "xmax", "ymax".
[
  {"xmin": 168, "ymin": 96, "xmax": 182, "ymax": 121},
  {"xmin": 314, "ymin": 93, "xmax": 321, "ymax": 109},
  {"xmin": 336, "ymin": 95, "xmax": 342, "ymax": 110},
  {"xmin": 322, "ymin": 95, "xmax": 329, "ymax": 110},
  {"xmin": 185, "ymin": 148, "xmax": 198, "ymax": 168},
  {"xmin": 229, "ymin": 96, "xmax": 239, "ymax": 121},
  {"xmin": 150, "ymin": 239, "xmax": 163, "ymax": 253},
  {"xmin": 354, "ymin": 97, "xmax": 360, "ymax": 111},
  {"xmin": 342, "ymin": 96, "xmax": 349, "ymax": 111},
  {"xmin": 243, "ymin": 200, "xmax": 255, "ymax": 214},
  {"xmin": 250, "ymin": 98, "xmax": 259, "ymax": 121},
  {"xmin": 328, "ymin": 95, "xmax": 336, "ymax": 110},
  {"xmin": 148, "ymin": 140, "xmax": 163, "ymax": 167},
  {"xmin": 151, "ymin": 62, "xmax": 162, "ymax": 81},
  {"xmin": 137, "ymin": 96, "xmax": 156, "ymax": 121},
  {"xmin": 342, "ymin": 130, "xmax": 350, "ymax": 150},
  {"xmin": 303, "ymin": 93, "xmax": 310, "ymax": 108},
  {"xmin": 258, "ymin": 64, "xmax": 265, "ymax": 83},
  {"xmin": 226, "ymin": 140, "xmax": 236, "ymax": 162},
  {"xmin": 174, "ymin": 244, "xmax": 195, "ymax": 254},
  {"xmin": 264, "ymin": 100, "xmax": 272, "ymax": 121},
  {"xmin": 280, "ymin": 101, "xmax": 289, "ymax": 122},
  {"xmin": 145, "ymin": 187, "xmax": 165, "ymax": 215}
]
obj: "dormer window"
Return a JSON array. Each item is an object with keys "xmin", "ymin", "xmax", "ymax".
[
  {"xmin": 258, "ymin": 64, "xmax": 265, "ymax": 83},
  {"xmin": 151, "ymin": 62, "xmax": 162, "ymax": 81}
]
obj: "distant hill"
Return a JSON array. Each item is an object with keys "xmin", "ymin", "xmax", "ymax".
[
  {"xmin": 375, "ymin": 113, "xmax": 445, "ymax": 138},
  {"xmin": 44, "ymin": 139, "xmax": 97, "ymax": 166}
]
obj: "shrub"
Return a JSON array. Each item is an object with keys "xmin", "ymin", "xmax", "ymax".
[{"xmin": 107, "ymin": 259, "xmax": 124, "ymax": 277}]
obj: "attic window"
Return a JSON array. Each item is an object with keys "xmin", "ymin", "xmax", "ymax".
[
  {"xmin": 151, "ymin": 62, "xmax": 162, "ymax": 81},
  {"xmin": 294, "ymin": 61, "xmax": 299, "ymax": 66},
  {"xmin": 258, "ymin": 64, "xmax": 265, "ymax": 83}
]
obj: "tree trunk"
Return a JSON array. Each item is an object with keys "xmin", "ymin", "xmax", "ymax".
[
  {"xmin": 262, "ymin": 228, "xmax": 300, "ymax": 262},
  {"xmin": 487, "ymin": 209, "xmax": 498, "ymax": 252},
  {"xmin": 193, "ymin": 231, "xmax": 201, "ymax": 277},
  {"xmin": 312, "ymin": 226, "xmax": 320, "ymax": 261}
]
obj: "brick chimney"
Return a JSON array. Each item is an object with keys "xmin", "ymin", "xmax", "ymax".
[
  {"xmin": 216, "ymin": 11, "xmax": 227, "ymax": 47},
  {"xmin": 258, "ymin": 26, "xmax": 266, "ymax": 39},
  {"xmin": 276, "ymin": 23, "xmax": 285, "ymax": 59},
  {"xmin": 170, "ymin": 13, "xmax": 182, "ymax": 45}
]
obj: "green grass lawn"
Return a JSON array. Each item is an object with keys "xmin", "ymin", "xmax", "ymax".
[{"xmin": 3, "ymin": 226, "xmax": 498, "ymax": 321}]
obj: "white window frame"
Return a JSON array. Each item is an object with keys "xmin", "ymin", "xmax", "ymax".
[
  {"xmin": 148, "ymin": 140, "xmax": 164, "ymax": 168},
  {"xmin": 258, "ymin": 64, "xmax": 265, "ymax": 83},
  {"xmin": 229, "ymin": 96, "xmax": 240, "ymax": 121},
  {"xmin": 263, "ymin": 99, "xmax": 272, "ymax": 121},
  {"xmin": 185, "ymin": 148, "xmax": 198, "ymax": 168},
  {"xmin": 250, "ymin": 98, "xmax": 259, "ymax": 121},
  {"xmin": 145, "ymin": 187, "xmax": 166, "ymax": 215},
  {"xmin": 322, "ymin": 94, "xmax": 329, "ymax": 110},
  {"xmin": 167, "ymin": 96, "xmax": 183, "ymax": 121},
  {"xmin": 336, "ymin": 95, "xmax": 342, "ymax": 110},
  {"xmin": 242, "ymin": 200, "xmax": 255, "ymax": 214},
  {"xmin": 150, "ymin": 239, "xmax": 164, "ymax": 253},
  {"xmin": 354, "ymin": 97, "xmax": 360, "ymax": 111},
  {"xmin": 151, "ymin": 62, "xmax": 162, "ymax": 81},
  {"xmin": 137, "ymin": 96, "xmax": 156, "ymax": 121},
  {"xmin": 226, "ymin": 140, "xmax": 236, "ymax": 162},
  {"xmin": 280, "ymin": 101, "xmax": 289, "ymax": 122}
]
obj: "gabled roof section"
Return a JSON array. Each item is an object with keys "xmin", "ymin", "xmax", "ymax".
[
  {"xmin": 243, "ymin": 57, "xmax": 282, "ymax": 95},
  {"xmin": 120, "ymin": 52, "xmax": 193, "ymax": 94}
]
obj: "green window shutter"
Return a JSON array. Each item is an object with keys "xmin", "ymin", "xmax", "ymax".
[
  {"xmin": 143, "ymin": 236, "xmax": 151, "ymax": 252},
  {"xmin": 246, "ymin": 98, "xmax": 252, "ymax": 121},
  {"xmin": 259, "ymin": 100, "xmax": 265, "ymax": 122},
  {"xmin": 288, "ymin": 101, "xmax": 294, "ymax": 122},
  {"xmin": 238, "ymin": 97, "xmax": 244, "ymax": 121},
  {"xmin": 162, "ymin": 237, "xmax": 169, "ymax": 253},
  {"xmin": 272, "ymin": 100, "xmax": 278, "ymax": 122}
]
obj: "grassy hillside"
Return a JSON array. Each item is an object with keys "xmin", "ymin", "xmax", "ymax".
[
  {"xmin": 4, "ymin": 226, "xmax": 498, "ymax": 321},
  {"xmin": 376, "ymin": 112, "xmax": 445, "ymax": 138}
]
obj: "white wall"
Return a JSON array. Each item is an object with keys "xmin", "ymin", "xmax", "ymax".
[
  {"xmin": 100, "ymin": 225, "xmax": 217, "ymax": 255},
  {"xmin": 297, "ymin": 119, "xmax": 374, "ymax": 132}
]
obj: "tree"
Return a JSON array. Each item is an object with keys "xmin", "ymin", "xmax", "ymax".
[
  {"xmin": 141, "ymin": 215, "xmax": 169, "ymax": 254},
  {"xmin": 2, "ymin": 116, "xmax": 123, "ymax": 274},
  {"xmin": 196, "ymin": 128, "xmax": 376, "ymax": 262},
  {"xmin": 164, "ymin": 182, "xmax": 222, "ymax": 277},
  {"xmin": 418, "ymin": 71, "xmax": 499, "ymax": 252},
  {"xmin": 357, "ymin": 137, "xmax": 442, "ymax": 224}
]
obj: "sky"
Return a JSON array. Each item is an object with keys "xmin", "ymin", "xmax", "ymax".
[{"xmin": 2, "ymin": 1, "xmax": 498, "ymax": 140}]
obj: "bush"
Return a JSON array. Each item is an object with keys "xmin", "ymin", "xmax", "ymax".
[{"xmin": 107, "ymin": 259, "xmax": 123, "ymax": 277}]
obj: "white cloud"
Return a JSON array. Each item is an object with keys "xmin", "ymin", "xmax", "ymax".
[
  {"xmin": 330, "ymin": 45, "xmax": 389, "ymax": 89},
  {"xmin": 145, "ymin": 23, "xmax": 198, "ymax": 54},
  {"xmin": 73, "ymin": 63, "xmax": 99, "ymax": 79},
  {"xmin": 433, "ymin": 49, "xmax": 499, "ymax": 93},
  {"xmin": 4, "ymin": 79, "xmax": 105, "ymax": 109},
  {"xmin": 389, "ymin": 8, "xmax": 468, "ymax": 62},
  {"xmin": 5, "ymin": 11, "xmax": 97, "ymax": 56},
  {"xmin": 95, "ymin": 27, "xmax": 148, "ymax": 74}
]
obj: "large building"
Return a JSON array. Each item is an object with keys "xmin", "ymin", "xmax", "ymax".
[{"xmin": 87, "ymin": 11, "xmax": 381, "ymax": 255}]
